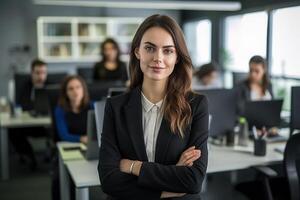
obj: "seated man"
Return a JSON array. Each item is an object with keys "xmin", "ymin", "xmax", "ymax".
[
  {"xmin": 9, "ymin": 59, "xmax": 49, "ymax": 170},
  {"xmin": 16, "ymin": 59, "xmax": 48, "ymax": 110}
]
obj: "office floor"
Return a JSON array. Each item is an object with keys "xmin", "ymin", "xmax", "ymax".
[{"xmin": 0, "ymin": 139, "xmax": 250, "ymax": 200}]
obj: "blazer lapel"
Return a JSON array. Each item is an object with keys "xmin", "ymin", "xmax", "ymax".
[
  {"xmin": 124, "ymin": 87, "xmax": 148, "ymax": 161},
  {"xmin": 155, "ymin": 118, "xmax": 173, "ymax": 163}
]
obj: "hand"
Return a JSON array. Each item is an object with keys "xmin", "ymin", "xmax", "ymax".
[
  {"xmin": 161, "ymin": 191, "xmax": 186, "ymax": 198},
  {"xmin": 176, "ymin": 146, "xmax": 201, "ymax": 167},
  {"xmin": 80, "ymin": 136, "xmax": 88, "ymax": 144},
  {"xmin": 120, "ymin": 159, "xmax": 132, "ymax": 174}
]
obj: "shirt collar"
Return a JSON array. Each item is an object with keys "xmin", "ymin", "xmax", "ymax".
[{"xmin": 141, "ymin": 92, "xmax": 164, "ymax": 112}]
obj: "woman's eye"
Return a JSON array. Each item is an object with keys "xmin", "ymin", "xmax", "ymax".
[
  {"xmin": 164, "ymin": 49, "xmax": 174, "ymax": 55},
  {"xmin": 145, "ymin": 46, "xmax": 155, "ymax": 53}
]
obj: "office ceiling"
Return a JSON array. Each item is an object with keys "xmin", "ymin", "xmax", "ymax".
[{"xmin": 32, "ymin": 0, "xmax": 299, "ymax": 11}]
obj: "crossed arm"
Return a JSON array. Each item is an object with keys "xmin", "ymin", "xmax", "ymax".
[
  {"xmin": 120, "ymin": 146, "xmax": 202, "ymax": 198},
  {"xmin": 98, "ymin": 96, "xmax": 208, "ymax": 199}
]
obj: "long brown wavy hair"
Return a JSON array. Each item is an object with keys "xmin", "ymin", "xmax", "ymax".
[
  {"xmin": 58, "ymin": 75, "xmax": 90, "ymax": 111},
  {"xmin": 129, "ymin": 14, "xmax": 193, "ymax": 137},
  {"xmin": 247, "ymin": 55, "xmax": 270, "ymax": 95}
]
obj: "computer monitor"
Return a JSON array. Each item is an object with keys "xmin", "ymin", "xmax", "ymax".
[
  {"xmin": 244, "ymin": 99, "xmax": 283, "ymax": 129},
  {"xmin": 107, "ymin": 87, "xmax": 127, "ymax": 97},
  {"xmin": 232, "ymin": 72, "xmax": 248, "ymax": 86},
  {"xmin": 14, "ymin": 73, "xmax": 31, "ymax": 106},
  {"xmin": 94, "ymin": 100, "xmax": 106, "ymax": 147},
  {"xmin": 290, "ymin": 86, "xmax": 300, "ymax": 135},
  {"xmin": 196, "ymin": 89, "xmax": 237, "ymax": 138},
  {"xmin": 88, "ymin": 81, "xmax": 126, "ymax": 101},
  {"xmin": 77, "ymin": 67, "xmax": 93, "ymax": 83},
  {"xmin": 47, "ymin": 73, "xmax": 67, "ymax": 85},
  {"xmin": 32, "ymin": 88, "xmax": 50, "ymax": 116},
  {"xmin": 84, "ymin": 110, "xmax": 99, "ymax": 160}
]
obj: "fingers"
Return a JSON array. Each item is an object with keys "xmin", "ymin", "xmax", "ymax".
[
  {"xmin": 183, "ymin": 146, "xmax": 195, "ymax": 154},
  {"xmin": 181, "ymin": 149, "xmax": 201, "ymax": 166},
  {"xmin": 183, "ymin": 150, "xmax": 201, "ymax": 166}
]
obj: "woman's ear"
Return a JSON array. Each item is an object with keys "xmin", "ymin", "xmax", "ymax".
[{"xmin": 134, "ymin": 48, "xmax": 140, "ymax": 60}]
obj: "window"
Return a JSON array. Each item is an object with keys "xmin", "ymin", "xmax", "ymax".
[
  {"xmin": 224, "ymin": 12, "xmax": 268, "ymax": 72},
  {"xmin": 184, "ymin": 19, "xmax": 211, "ymax": 68},
  {"xmin": 271, "ymin": 6, "xmax": 300, "ymax": 77}
]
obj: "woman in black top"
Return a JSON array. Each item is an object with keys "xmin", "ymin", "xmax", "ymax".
[
  {"xmin": 93, "ymin": 38, "xmax": 128, "ymax": 82},
  {"xmin": 55, "ymin": 75, "xmax": 94, "ymax": 143},
  {"xmin": 235, "ymin": 55, "xmax": 273, "ymax": 115}
]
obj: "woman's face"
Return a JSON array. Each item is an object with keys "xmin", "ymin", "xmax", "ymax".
[
  {"xmin": 135, "ymin": 26, "xmax": 177, "ymax": 82},
  {"xmin": 103, "ymin": 42, "xmax": 118, "ymax": 61},
  {"xmin": 66, "ymin": 79, "xmax": 84, "ymax": 106},
  {"xmin": 249, "ymin": 63, "xmax": 265, "ymax": 83}
]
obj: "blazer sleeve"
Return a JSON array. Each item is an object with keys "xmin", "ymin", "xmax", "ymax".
[
  {"xmin": 98, "ymin": 98, "xmax": 161, "ymax": 199},
  {"xmin": 137, "ymin": 95, "xmax": 209, "ymax": 194},
  {"xmin": 54, "ymin": 106, "xmax": 81, "ymax": 142}
]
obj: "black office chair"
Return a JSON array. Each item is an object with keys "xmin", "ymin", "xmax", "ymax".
[
  {"xmin": 283, "ymin": 132, "xmax": 300, "ymax": 200},
  {"xmin": 290, "ymin": 86, "xmax": 300, "ymax": 136},
  {"xmin": 236, "ymin": 133, "xmax": 300, "ymax": 200}
]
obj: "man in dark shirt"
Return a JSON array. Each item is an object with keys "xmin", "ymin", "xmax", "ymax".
[
  {"xmin": 16, "ymin": 59, "xmax": 48, "ymax": 110},
  {"xmin": 10, "ymin": 59, "xmax": 49, "ymax": 170}
]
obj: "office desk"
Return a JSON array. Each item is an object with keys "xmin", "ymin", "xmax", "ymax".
[
  {"xmin": 59, "ymin": 141, "xmax": 285, "ymax": 200},
  {"xmin": 66, "ymin": 160, "xmax": 99, "ymax": 200},
  {"xmin": 207, "ymin": 142, "xmax": 284, "ymax": 173},
  {"xmin": 0, "ymin": 112, "xmax": 51, "ymax": 180},
  {"xmin": 57, "ymin": 142, "xmax": 86, "ymax": 200}
]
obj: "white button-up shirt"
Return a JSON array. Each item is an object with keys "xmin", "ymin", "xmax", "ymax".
[{"xmin": 141, "ymin": 92, "xmax": 164, "ymax": 162}]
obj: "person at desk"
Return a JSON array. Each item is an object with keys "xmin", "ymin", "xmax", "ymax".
[
  {"xmin": 54, "ymin": 75, "xmax": 94, "ymax": 143},
  {"xmin": 98, "ymin": 14, "xmax": 209, "ymax": 200},
  {"xmin": 9, "ymin": 59, "xmax": 48, "ymax": 170},
  {"xmin": 93, "ymin": 38, "xmax": 128, "ymax": 82},
  {"xmin": 17, "ymin": 58, "xmax": 48, "ymax": 110},
  {"xmin": 192, "ymin": 62, "xmax": 222, "ymax": 90},
  {"xmin": 236, "ymin": 55, "xmax": 273, "ymax": 115}
]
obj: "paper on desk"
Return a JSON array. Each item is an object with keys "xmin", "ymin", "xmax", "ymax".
[{"xmin": 62, "ymin": 150, "xmax": 84, "ymax": 160}]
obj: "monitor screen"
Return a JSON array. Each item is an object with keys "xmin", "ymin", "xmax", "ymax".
[
  {"xmin": 196, "ymin": 88, "xmax": 237, "ymax": 137},
  {"xmin": 244, "ymin": 99, "xmax": 283, "ymax": 129}
]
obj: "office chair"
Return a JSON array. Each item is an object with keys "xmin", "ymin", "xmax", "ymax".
[
  {"xmin": 283, "ymin": 132, "xmax": 300, "ymax": 200},
  {"xmin": 238, "ymin": 133, "xmax": 300, "ymax": 200},
  {"xmin": 290, "ymin": 86, "xmax": 300, "ymax": 136}
]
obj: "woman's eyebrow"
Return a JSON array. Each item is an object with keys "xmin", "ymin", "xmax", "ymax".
[{"xmin": 144, "ymin": 41, "xmax": 175, "ymax": 48}]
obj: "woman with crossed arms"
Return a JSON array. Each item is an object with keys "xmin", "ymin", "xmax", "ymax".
[{"xmin": 98, "ymin": 14, "xmax": 209, "ymax": 200}]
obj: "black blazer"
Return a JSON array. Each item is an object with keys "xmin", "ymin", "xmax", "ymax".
[{"xmin": 98, "ymin": 87, "xmax": 209, "ymax": 200}]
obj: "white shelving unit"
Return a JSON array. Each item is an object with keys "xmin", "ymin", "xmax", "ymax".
[{"xmin": 37, "ymin": 17, "xmax": 143, "ymax": 63}]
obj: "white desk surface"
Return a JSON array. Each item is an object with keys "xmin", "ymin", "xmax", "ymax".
[
  {"xmin": 63, "ymin": 142, "xmax": 285, "ymax": 188},
  {"xmin": 207, "ymin": 142, "xmax": 284, "ymax": 173},
  {"xmin": 0, "ymin": 112, "xmax": 51, "ymax": 128},
  {"xmin": 66, "ymin": 160, "xmax": 100, "ymax": 188}
]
